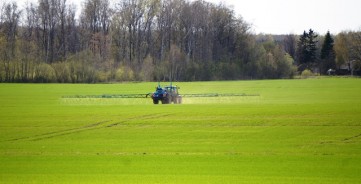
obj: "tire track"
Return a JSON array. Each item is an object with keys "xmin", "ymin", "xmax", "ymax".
[
  {"xmin": 105, "ymin": 113, "xmax": 173, "ymax": 128},
  {"xmin": 4, "ymin": 121, "xmax": 111, "ymax": 142},
  {"xmin": 4, "ymin": 113, "xmax": 173, "ymax": 142},
  {"xmin": 342, "ymin": 133, "xmax": 361, "ymax": 142},
  {"xmin": 320, "ymin": 132, "xmax": 361, "ymax": 145}
]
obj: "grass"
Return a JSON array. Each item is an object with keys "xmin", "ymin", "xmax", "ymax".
[{"xmin": 1, "ymin": 77, "xmax": 361, "ymax": 183}]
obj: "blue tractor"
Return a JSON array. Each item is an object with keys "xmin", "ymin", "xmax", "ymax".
[{"xmin": 151, "ymin": 83, "xmax": 182, "ymax": 104}]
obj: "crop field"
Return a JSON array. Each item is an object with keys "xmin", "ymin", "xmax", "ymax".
[{"xmin": 1, "ymin": 78, "xmax": 361, "ymax": 183}]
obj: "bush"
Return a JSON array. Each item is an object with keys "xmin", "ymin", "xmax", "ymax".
[
  {"xmin": 96, "ymin": 70, "xmax": 111, "ymax": 82},
  {"xmin": 115, "ymin": 66, "xmax": 135, "ymax": 81},
  {"xmin": 301, "ymin": 69, "xmax": 313, "ymax": 79},
  {"xmin": 139, "ymin": 55, "xmax": 154, "ymax": 81},
  {"xmin": 34, "ymin": 63, "xmax": 56, "ymax": 82},
  {"xmin": 52, "ymin": 62, "xmax": 71, "ymax": 83}
]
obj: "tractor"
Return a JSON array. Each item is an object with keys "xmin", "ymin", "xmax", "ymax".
[{"xmin": 151, "ymin": 83, "xmax": 182, "ymax": 104}]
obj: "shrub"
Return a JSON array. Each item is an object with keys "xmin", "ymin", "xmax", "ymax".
[
  {"xmin": 115, "ymin": 66, "xmax": 135, "ymax": 81},
  {"xmin": 52, "ymin": 62, "xmax": 71, "ymax": 83},
  {"xmin": 34, "ymin": 63, "xmax": 56, "ymax": 82},
  {"xmin": 96, "ymin": 70, "xmax": 111, "ymax": 82},
  {"xmin": 301, "ymin": 69, "xmax": 313, "ymax": 79}
]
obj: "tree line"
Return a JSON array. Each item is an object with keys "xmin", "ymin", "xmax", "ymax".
[
  {"xmin": 293, "ymin": 29, "xmax": 361, "ymax": 75},
  {"xmin": 0, "ymin": 0, "xmax": 360, "ymax": 83}
]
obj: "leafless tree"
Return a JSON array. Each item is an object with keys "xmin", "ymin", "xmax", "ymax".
[
  {"xmin": 283, "ymin": 34, "xmax": 297, "ymax": 59},
  {"xmin": 0, "ymin": 2, "xmax": 21, "ymax": 81}
]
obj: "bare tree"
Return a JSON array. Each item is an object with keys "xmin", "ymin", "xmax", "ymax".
[
  {"xmin": 80, "ymin": 0, "xmax": 112, "ymax": 60},
  {"xmin": 0, "ymin": 2, "xmax": 21, "ymax": 81},
  {"xmin": 65, "ymin": 4, "xmax": 78, "ymax": 54},
  {"xmin": 350, "ymin": 31, "xmax": 361, "ymax": 62},
  {"xmin": 56, "ymin": 0, "xmax": 67, "ymax": 60},
  {"xmin": 18, "ymin": 2, "xmax": 39, "ymax": 81},
  {"xmin": 114, "ymin": 0, "xmax": 153, "ymax": 68},
  {"xmin": 38, "ymin": 0, "xmax": 60, "ymax": 63},
  {"xmin": 283, "ymin": 34, "xmax": 297, "ymax": 59},
  {"xmin": 334, "ymin": 32, "xmax": 350, "ymax": 68},
  {"xmin": 335, "ymin": 31, "xmax": 361, "ymax": 72}
]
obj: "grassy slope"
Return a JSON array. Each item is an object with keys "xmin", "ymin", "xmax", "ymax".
[{"xmin": 0, "ymin": 78, "xmax": 361, "ymax": 183}]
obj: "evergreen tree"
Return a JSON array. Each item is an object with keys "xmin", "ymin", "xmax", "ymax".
[
  {"xmin": 307, "ymin": 29, "xmax": 318, "ymax": 63},
  {"xmin": 296, "ymin": 29, "xmax": 319, "ymax": 70},
  {"xmin": 320, "ymin": 31, "xmax": 336, "ymax": 74}
]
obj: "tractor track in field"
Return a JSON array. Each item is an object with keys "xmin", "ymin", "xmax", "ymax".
[
  {"xmin": 320, "ymin": 132, "xmax": 361, "ymax": 145},
  {"xmin": 342, "ymin": 133, "xmax": 361, "ymax": 142},
  {"xmin": 3, "ymin": 121, "xmax": 111, "ymax": 142},
  {"xmin": 3, "ymin": 113, "xmax": 173, "ymax": 142}
]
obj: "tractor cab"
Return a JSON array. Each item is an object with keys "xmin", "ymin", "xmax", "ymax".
[{"xmin": 164, "ymin": 86, "xmax": 179, "ymax": 94}]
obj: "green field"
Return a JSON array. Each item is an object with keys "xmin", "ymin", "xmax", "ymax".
[{"xmin": 1, "ymin": 78, "xmax": 361, "ymax": 183}]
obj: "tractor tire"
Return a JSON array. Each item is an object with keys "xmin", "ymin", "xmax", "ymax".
[
  {"xmin": 164, "ymin": 95, "xmax": 172, "ymax": 104},
  {"xmin": 153, "ymin": 99, "xmax": 159, "ymax": 104},
  {"xmin": 173, "ymin": 97, "xmax": 178, "ymax": 104},
  {"xmin": 162, "ymin": 98, "xmax": 169, "ymax": 104}
]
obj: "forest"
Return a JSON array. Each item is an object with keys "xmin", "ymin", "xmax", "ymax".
[{"xmin": 0, "ymin": 0, "xmax": 360, "ymax": 83}]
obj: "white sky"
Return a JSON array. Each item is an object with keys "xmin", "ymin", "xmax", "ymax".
[
  {"xmin": 204, "ymin": 0, "xmax": 361, "ymax": 34},
  {"xmin": 6, "ymin": 0, "xmax": 361, "ymax": 35}
]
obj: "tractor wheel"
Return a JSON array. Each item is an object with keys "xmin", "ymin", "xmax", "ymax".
[
  {"xmin": 163, "ymin": 95, "xmax": 171, "ymax": 104},
  {"xmin": 162, "ymin": 98, "xmax": 169, "ymax": 104},
  {"xmin": 153, "ymin": 99, "xmax": 159, "ymax": 104},
  {"xmin": 173, "ymin": 97, "xmax": 178, "ymax": 104}
]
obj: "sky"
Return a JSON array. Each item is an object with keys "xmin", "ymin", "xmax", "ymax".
[
  {"xmin": 7, "ymin": 0, "xmax": 361, "ymax": 35},
  {"xmin": 204, "ymin": 0, "xmax": 361, "ymax": 34}
]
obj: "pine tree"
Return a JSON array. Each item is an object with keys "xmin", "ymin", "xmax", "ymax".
[
  {"xmin": 320, "ymin": 31, "xmax": 336, "ymax": 74},
  {"xmin": 307, "ymin": 29, "xmax": 318, "ymax": 63},
  {"xmin": 296, "ymin": 29, "xmax": 319, "ymax": 70}
]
